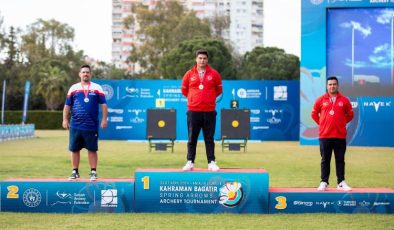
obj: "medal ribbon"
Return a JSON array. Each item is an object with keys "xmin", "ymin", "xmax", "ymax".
[{"xmin": 81, "ymin": 82, "xmax": 91, "ymax": 101}]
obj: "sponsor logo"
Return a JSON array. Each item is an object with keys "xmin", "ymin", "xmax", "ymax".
[
  {"xmin": 351, "ymin": 101, "xmax": 358, "ymax": 108},
  {"xmin": 363, "ymin": 101, "xmax": 392, "ymax": 112},
  {"xmin": 129, "ymin": 109, "xmax": 145, "ymax": 123},
  {"xmin": 218, "ymin": 182, "xmax": 244, "ymax": 208},
  {"xmin": 373, "ymin": 202, "xmax": 390, "ymax": 206},
  {"xmin": 310, "ymin": 0, "xmax": 324, "ymax": 5},
  {"xmin": 359, "ymin": 201, "xmax": 371, "ymax": 207},
  {"xmin": 274, "ymin": 86, "xmax": 287, "ymax": 101},
  {"xmin": 337, "ymin": 200, "xmax": 357, "ymax": 207},
  {"xmin": 293, "ymin": 200, "xmax": 313, "ymax": 207},
  {"xmin": 315, "ymin": 201, "xmax": 334, "ymax": 208},
  {"xmin": 108, "ymin": 108, "xmax": 124, "ymax": 114},
  {"xmin": 101, "ymin": 84, "xmax": 114, "ymax": 101},
  {"xmin": 265, "ymin": 109, "xmax": 282, "ymax": 124},
  {"xmin": 101, "ymin": 189, "xmax": 118, "ymax": 207},
  {"xmin": 23, "ymin": 188, "xmax": 42, "ymax": 208},
  {"xmin": 109, "ymin": 116, "xmax": 123, "ymax": 122},
  {"xmin": 115, "ymin": 126, "xmax": 133, "ymax": 130},
  {"xmin": 252, "ymin": 126, "xmax": 269, "ymax": 130},
  {"xmin": 250, "ymin": 109, "xmax": 260, "ymax": 115},
  {"xmin": 250, "ymin": 117, "xmax": 260, "ymax": 123}
]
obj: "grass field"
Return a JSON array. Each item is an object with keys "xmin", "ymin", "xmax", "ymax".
[{"xmin": 0, "ymin": 130, "xmax": 393, "ymax": 229}]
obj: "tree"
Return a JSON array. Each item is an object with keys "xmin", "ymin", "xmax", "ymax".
[
  {"xmin": 159, "ymin": 37, "xmax": 236, "ymax": 79},
  {"xmin": 239, "ymin": 47, "xmax": 300, "ymax": 80},
  {"xmin": 209, "ymin": 13, "xmax": 230, "ymax": 38},
  {"xmin": 21, "ymin": 19, "xmax": 74, "ymax": 63},
  {"xmin": 36, "ymin": 65, "xmax": 68, "ymax": 110},
  {"xmin": 128, "ymin": 1, "xmax": 211, "ymax": 78}
]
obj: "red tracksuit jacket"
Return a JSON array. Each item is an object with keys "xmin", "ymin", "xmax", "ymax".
[
  {"xmin": 311, "ymin": 92, "xmax": 354, "ymax": 139},
  {"xmin": 181, "ymin": 64, "xmax": 223, "ymax": 112}
]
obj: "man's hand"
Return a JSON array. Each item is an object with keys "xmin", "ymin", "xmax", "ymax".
[
  {"xmin": 101, "ymin": 119, "xmax": 108, "ymax": 129},
  {"xmin": 62, "ymin": 119, "xmax": 69, "ymax": 130}
]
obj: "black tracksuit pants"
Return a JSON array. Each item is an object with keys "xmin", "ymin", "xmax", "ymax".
[
  {"xmin": 187, "ymin": 111, "xmax": 216, "ymax": 163},
  {"xmin": 319, "ymin": 138, "xmax": 347, "ymax": 184}
]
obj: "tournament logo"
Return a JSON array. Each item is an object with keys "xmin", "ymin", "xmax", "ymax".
[
  {"xmin": 218, "ymin": 182, "xmax": 244, "ymax": 208},
  {"xmin": 23, "ymin": 188, "xmax": 42, "ymax": 208},
  {"xmin": 101, "ymin": 189, "xmax": 118, "ymax": 207}
]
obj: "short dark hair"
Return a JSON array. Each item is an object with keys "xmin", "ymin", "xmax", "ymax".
[
  {"xmin": 195, "ymin": 49, "xmax": 209, "ymax": 58},
  {"xmin": 80, "ymin": 64, "xmax": 91, "ymax": 71},
  {"xmin": 327, "ymin": 76, "xmax": 338, "ymax": 84}
]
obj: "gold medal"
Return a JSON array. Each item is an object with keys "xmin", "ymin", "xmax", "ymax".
[
  {"xmin": 199, "ymin": 84, "xmax": 204, "ymax": 90},
  {"xmin": 329, "ymin": 110, "xmax": 334, "ymax": 115}
]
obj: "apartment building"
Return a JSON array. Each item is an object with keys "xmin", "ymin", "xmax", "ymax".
[{"xmin": 112, "ymin": 0, "xmax": 264, "ymax": 73}]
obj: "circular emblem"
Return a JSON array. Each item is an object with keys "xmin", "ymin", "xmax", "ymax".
[
  {"xmin": 218, "ymin": 182, "xmax": 244, "ymax": 208},
  {"xmin": 232, "ymin": 120, "xmax": 239, "ymax": 128},
  {"xmin": 310, "ymin": 0, "xmax": 324, "ymax": 5},
  {"xmin": 237, "ymin": 88, "xmax": 247, "ymax": 98},
  {"xmin": 102, "ymin": 84, "xmax": 114, "ymax": 101},
  {"xmin": 158, "ymin": 120, "xmax": 165, "ymax": 128},
  {"xmin": 23, "ymin": 188, "xmax": 42, "ymax": 207}
]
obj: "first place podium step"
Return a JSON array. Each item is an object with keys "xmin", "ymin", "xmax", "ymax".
[{"xmin": 134, "ymin": 168, "xmax": 269, "ymax": 213}]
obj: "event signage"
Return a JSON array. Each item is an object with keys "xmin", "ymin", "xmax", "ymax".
[
  {"xmin": 134, "ymin": 168, "xmax": 269, "ymax": 213},
  {"xmin": 269, "ymin": 188, "xmax": 394, "ymax": 214},
  {"xmin": 96, "ymin": 80, "xmax": 299, "ymax": 141},
  {"xmin": 0, "ymin": 179, "xmax": 134, "ymax": 213}
]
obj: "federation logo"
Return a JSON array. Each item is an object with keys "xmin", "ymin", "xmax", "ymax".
[
  {"xmin": 237, "ymin": 88, "xmax": 247, "ymax": 98},
  {"xmin": 101, "ymin": 189, "xmax": 118, "ymax": 207},
  {"xmin": 23, "ymin": 188, "xmax": 42, "ymax": 208},
  {"xmin": 218, "ymin": 182, "xmax": 244, "ymax": 208},
  {"xmin": 101, "ymin": 84, "xmax": 114, "ymax": 101},
  {"xmin": 273, "ymin": 86, "xmax": 287, "ymax": 101}
]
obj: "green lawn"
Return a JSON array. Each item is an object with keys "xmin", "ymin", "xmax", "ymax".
[{"xmin": 0, "ymin": 130, "xmax": 393, "ymax": 229}]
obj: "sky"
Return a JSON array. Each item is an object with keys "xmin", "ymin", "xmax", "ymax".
[{"xmin": 0, "ymin": 0, "xmax": 300, "ymax": 62}]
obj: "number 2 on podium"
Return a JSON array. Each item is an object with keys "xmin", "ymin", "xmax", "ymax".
[{"xmin": 142, "ymin": 176, "xmax": 150, "ymax": 190}]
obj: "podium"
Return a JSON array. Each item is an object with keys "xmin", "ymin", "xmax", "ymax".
[
  {"xmin": 220, "ymin": 109, "xmax": 250, "ymax": 152},
  {"xmin": 146, "ymin": 109, "xmax": 176, "ymax": 152}
]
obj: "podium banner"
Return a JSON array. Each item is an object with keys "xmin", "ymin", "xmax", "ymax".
[
  {"xmin": 134, "ymin": 168, "xmax": 269, "ymax": 213},
  {"xmin": 0, "ymin": 179, "xmax": 134, "ymax": 213},
  {"xmin": 269, "ymin": 188, "xmax": 394, "ymax": 214}
]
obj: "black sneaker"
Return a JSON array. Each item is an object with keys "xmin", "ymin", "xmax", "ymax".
[
  {"xmin": 68, "ymin": 170, "xmax": 80, "ymax": 181},
  {"xmin": 89, "ymin": 170, "xmax": 98, "ymax": 181}
]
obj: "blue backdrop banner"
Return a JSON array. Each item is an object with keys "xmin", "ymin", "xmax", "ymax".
[
  {"xmin": 95, "ymin": 80, "xmax": 299, "ymax": 141},
  {"xmin": 301, "ymin": 0, "xmax": 394, "ymax": 147}
]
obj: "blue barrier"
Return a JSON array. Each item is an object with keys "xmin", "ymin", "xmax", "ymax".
[{"xmin": 0, "ymin": 124, "xmax": 35, "ymax": 142}]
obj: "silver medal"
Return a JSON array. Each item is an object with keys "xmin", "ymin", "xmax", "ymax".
[{"xmin": 84, "ymin": 98, "xmax": 89, "ymax": 103}]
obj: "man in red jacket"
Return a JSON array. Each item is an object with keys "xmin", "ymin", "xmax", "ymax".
[
  {"xmin": 181, "ymin": 49, "xmax": 223, "ymax": 171},
  {"xmin": 311, "ymin": 76, "xmax": 354, "ymax": 191}
]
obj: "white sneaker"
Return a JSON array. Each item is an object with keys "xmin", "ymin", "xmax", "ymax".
[
  {"xmin": 317, "ymin": 182, "xmax": 328, "ymax": 191},
  {"xmin": 337, "ymin": 180, "xmax": 352, "ymax": 191},
  {"xmin": 182, "ymin": 161, "xmax": 194, "ymax": 171},
  {"xmin": 208, "ymin": 161, "xmax": 220, "ymax": 172}
]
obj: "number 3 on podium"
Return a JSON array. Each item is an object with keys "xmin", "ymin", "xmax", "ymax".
[
  {"xmin": 275, "ymin": 196, "xmax": 287, "ymax": 209},
  {"xmin": 142, "ymin": 176, "xmax": 150, "ymax": 190}
]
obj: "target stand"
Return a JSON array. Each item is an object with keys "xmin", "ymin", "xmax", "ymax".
[
  {"xmin": 146, "ymin": 109, "xmax": 176, "ymax": 152},
  {"xmin": 220, "ymin": 109, "xmax": 250, "ymax": 152}
]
